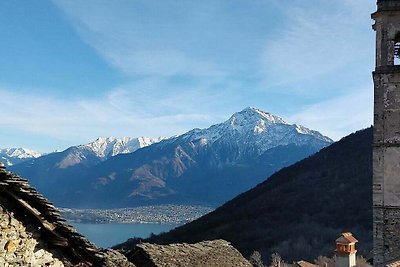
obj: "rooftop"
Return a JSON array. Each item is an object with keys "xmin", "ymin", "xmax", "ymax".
[
  {"xmin": 127, "ymin": 239, "xmax": 252, "ymax": 267},
  {"xmin": 296, "ymin": 260, "xmax": 321, "ymax": 267},
  {"xmin": 336, "ymin": 232, "xmax": 358, "ymax": 244},
  {"xmin": 0, "ymin": 166, "xmax": 135, "ymax": 266}
]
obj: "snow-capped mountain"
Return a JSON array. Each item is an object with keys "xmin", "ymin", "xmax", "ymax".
[
  {"xmin": 165, "ymin": 107, "xmax": 332, "ymax": 161},
  {"xmin": 11, "ymin": 107, "xmax": 334, "ymax": 208},
  {"xmin": 0, "ymin": 148, "xmax": 42, "ymax": 166},
  {"xmin": 35, "ymin": 136, "xmax": 165, "ymax": 169},
  {"xmin": 79, "ymin": 136, "xmax": 164, "ymax": 159},
  {"xmin": 182, "ymin": 106, "xmax": 330, "ymax": 147},
  {"xmin": 7, "ymin": 136, "xmax": 163, "ymax": 174}
]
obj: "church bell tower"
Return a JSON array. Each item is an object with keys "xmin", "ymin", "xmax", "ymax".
[{"xmin": 372, "ymin": 0, "xmax": 400, "ymax": 265}]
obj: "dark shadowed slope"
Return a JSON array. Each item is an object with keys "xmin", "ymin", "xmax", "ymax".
[{"xmin": 116, "ymin": 128, "xmax": 372, "ymax": 263}]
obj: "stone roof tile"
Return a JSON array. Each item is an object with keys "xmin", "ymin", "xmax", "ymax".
[
  {"xmin": 0, "ymin": 167, "xmax": 135, "ymax": 267},
  {"xmin": 129, "ymin": 239, "xmax": 252, "ymax": 267}
]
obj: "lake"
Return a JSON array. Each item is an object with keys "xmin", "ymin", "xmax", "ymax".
[{"xmin": 70, "ymin": 222, "xmax": 179, "ymax": 248}]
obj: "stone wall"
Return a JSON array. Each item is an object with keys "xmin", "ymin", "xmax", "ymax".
[
  {"xmin": 372, "ymin": 70, "xmax": 400, "ymax": 265},
  {"xmin": 0, "ymin": 200, "xmax": 64, "ymax": 267},
  {"xmin": 374, "ymin": 207, "xmax": 400, "ymax": 264},
  {"xmin": 0, "ymin": 168, "xmax": 138, "ymax": 267}
]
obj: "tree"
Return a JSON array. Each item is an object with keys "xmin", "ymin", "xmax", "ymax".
[
  {"xmin": 249, "ymin": 250, "xmax": 265, "ymax": 267},
  {"xmin": 270, "ymin": 253, "xmax": 282, "ymax": 267}
]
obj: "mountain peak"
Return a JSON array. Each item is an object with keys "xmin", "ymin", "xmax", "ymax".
[
  {"xmin": 241, "ymin": 106, "xmax": 269, "ymax": 114},
  {"xmin": 226, "ymin": 107, "xmax": 288, "ymax": 136},
  {"xmin": 175, "ymin": 107, "xmax": 332, "ymax": 156},
  {"xmin": 230, "ymin": 107, "xmax": 287, "ymax": 126},
  {"xmin": 94, "ymin": 136, "xmax": 117, "ymax": 142}
]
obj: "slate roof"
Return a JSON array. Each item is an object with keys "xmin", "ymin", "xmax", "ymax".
[
  {"xmin": 0, "ymin": 165, "xmax": 135, "ymax": 267},
  {"xmin": 335, "ymin": 232, "xmax": 358, "ymax": 244},
  {"xmin": 127, "ymin": 239, "xmax": 252, "ymax": 267},
  {"xmin": 295, "ymin": 260, "xmax": 320, "ymax": 267},
  {"xmin": 377, "ymin": 259, "xmax": 400, "ymax": 267}
]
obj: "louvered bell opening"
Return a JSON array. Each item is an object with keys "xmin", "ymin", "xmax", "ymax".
[
  {"xmin": 395, "ymin": 43, "xmax": 400, "ymax": 59},
  {"xmin": 394, "ymin": 33, "xmax": 400, "ymax": 65}
]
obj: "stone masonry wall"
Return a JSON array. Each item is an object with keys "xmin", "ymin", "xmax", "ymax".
[
  {"xmin": 0, "ymin": 200, "xmax": 64, "ymax": 267},
  {"xmin": 383, "ymin": 208, "xmax": 400, "ymax": 260},
  {"xmin": 372, "ymin": 70, "xmax": 400, "ymax": 265}
]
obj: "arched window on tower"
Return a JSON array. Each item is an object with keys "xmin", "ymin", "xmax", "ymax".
[{"xmin": 394, "ymin": 33, "xmax": 400, "ymax": 65}]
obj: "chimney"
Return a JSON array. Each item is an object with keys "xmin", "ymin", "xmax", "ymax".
[{"xmin": 335, "ymin": 232, "xmax": 358, "ymax": 267}]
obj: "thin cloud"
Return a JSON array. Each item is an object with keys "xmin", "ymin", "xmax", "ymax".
[
  {"xmin": 288, "ymin": 86, "xmax": 373, "ymax": 140},
  {"xmin": 0, "ymin": 81, "xmax": 242, "ymax": 146},
  {"xmin": 52, "ymin": 0, "xmax": 234, "ymax": 77},
  {"xmin": 261, "ymin": 0, "xmax": 375, "ymax": 93}
]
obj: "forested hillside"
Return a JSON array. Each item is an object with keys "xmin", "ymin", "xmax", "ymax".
[{"xmin": 116, "ymin": 128, "xmax": 373, "ymax": 262}]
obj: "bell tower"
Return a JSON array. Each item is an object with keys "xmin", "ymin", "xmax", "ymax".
[{"xmin": 372, "ymin": 0, "xmax": 400, "ymax": 265}]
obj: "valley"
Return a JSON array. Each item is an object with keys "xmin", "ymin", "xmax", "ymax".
[
  {"xmin": 8, "ymin": 107, "xmax": 332, "ymax": 208},
  {"xmin": 1, "ymin": 107, "xmax": 338, "ymax": 259}
]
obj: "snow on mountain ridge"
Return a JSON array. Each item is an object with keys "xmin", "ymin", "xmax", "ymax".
[
  {"xmin": 79, "ymin": 136, "xmax": 164, "ymax": 158},
  {"xmin": 166, "ymin": 107, "xmax": 332, "ymax": 156},
  {"xmin": 0, "ymin": 148, "xmax": 42, "ymax": 159},
  {"xmin": 230, "ymin": 107, "xmax": 288, "ymax": 127},
  {"xmin": 0, "ymin": 148, "xmax": 42, "ymax": 166},
  {"xmin": 54, "ymin": 136, "xmax": 165, "ymax": 169}
]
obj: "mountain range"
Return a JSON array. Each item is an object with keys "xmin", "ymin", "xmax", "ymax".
[
  {"xmin": 2, "ymin": 136, "xmax": 163, "ymax": 167},
  {"xmin": 9, "ymin": 107, "xmax": 332, "ymax": 208},
  {"xmin": 0, "ymin": 148, "xmax": 42, "ymax": 166},
  {"xmin": 120, "ymin": 128, "xmax": 372, "ymax": 263},
  {"xmin": 49, "ymin": 136, "xmax": 165, "ymax": 169}
]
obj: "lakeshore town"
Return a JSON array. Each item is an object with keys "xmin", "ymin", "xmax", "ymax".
[{"xmin": 59, "ymin": 205, "xmax": 214, "ymax": 224}]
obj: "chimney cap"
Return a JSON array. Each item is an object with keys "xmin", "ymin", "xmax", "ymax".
[{"xmin": 336, "ymin": 232, "xmax": 358, "ymax": 244}]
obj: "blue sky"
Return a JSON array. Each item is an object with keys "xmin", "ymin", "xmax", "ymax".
[{"xmin": 0, "ymin": 0, "xmax": 375, "ymax": 152}]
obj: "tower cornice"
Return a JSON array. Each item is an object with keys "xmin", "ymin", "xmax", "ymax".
[
  {"xmin": 375, "ymin": 0, "xmax": 400, "ymax": 13},
  {"xmin": 374, "ymin": 65, "xmax": 400, "ymax": 73}
]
